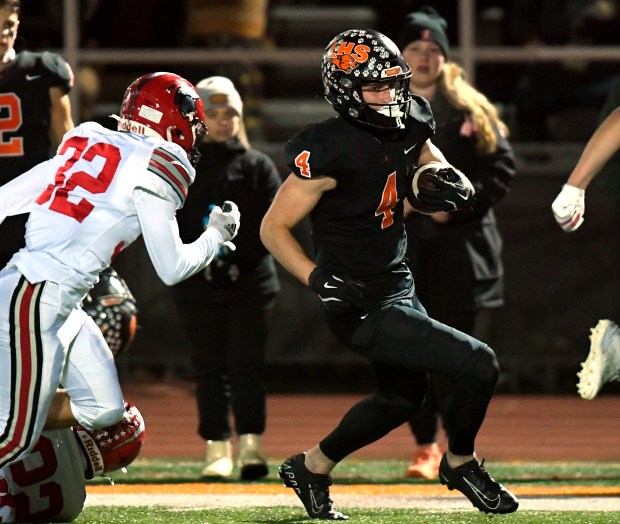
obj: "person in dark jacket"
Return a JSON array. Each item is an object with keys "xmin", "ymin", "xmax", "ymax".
[
  {"xmin": 398, "ymin": 7, "xmax": 516, "ymax": 479},
  {"xmin": 173, "ymin": 76, "xmax": 281, "ymax": 480}
]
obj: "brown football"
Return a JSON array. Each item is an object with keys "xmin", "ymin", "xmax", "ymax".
[{"xmin": 407, "ymin": 162, "xmax": 451, "ymax": 215}]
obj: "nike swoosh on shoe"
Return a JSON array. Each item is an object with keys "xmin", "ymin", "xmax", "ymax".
[
  {"xmin": 463, "ymin": 478, "xmax": 501, "ymax": 511},
  {"xmin": 310, "ymin": 489, "xmax": 324, "ymax": 516}
]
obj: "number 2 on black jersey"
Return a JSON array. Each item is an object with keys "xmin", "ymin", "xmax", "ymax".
[{"xmin": 0, "ymin": 93, "xmax": 24, "ymax": 156}]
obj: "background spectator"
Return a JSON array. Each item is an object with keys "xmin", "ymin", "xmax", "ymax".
[
  {"xmin": 397, "ymin": 6, "xmax": 516, "ymax": 479},
  {"xmin": 172, "ymin": 76, "xmax": 281, "ymax": 480}
]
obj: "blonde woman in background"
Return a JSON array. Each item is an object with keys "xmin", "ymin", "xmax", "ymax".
[{"xmin": 398, "ymin": 6, "xmax": 516, "ymax": 480}]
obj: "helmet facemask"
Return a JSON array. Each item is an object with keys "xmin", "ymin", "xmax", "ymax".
[
  {"xmin": 173, "ymin": 86, "xmax": 207, "ymax": 167},
  {"xmin": 350, "ymin": 76, "xmax": 412, "ymax": 130}
]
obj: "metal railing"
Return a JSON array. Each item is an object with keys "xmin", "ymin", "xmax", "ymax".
[{"xmin": 61, "ymin": 0, "xmax": 620, "ymax": 122}]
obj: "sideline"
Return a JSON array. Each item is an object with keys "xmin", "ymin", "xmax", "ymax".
[
  {"xmin": 84, "ymin": 484, "xmax": 620, "ymax": 512},
  {"xmin": 86, "ymin": 483, "xmax": 620, "ymax": 496}
]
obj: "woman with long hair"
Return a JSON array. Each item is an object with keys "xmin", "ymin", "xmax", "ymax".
[{"xmin": 398, "ymin": 7, "xmax": 516, "ymax": 480}]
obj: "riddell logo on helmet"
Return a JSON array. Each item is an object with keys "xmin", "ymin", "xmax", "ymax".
[
  {"xmin": 76, "ymin": 431, "xmax": 105, "ymax": 476},
  {"xmin": 119, "ymin": 119, "xmax": 147, "ymax": 135},
  {"xmin": 327, "ymin": 41, "xmax": 370, "ymax": 72}
]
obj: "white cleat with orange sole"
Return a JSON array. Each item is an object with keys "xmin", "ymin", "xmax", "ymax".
[{"xmin": 577, "ymin": 319, "xmax": 620, "ymax": 400}]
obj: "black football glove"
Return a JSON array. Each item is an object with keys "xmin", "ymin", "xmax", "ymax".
[
  {"xmin": 418, "ymin": 167, "xmax": 476, "ymax": 212},
  {"xmin": 308, "ymin": 267, "xmax": 364, "ymax": 306}
]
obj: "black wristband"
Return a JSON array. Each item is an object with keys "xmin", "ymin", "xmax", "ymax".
[{"xmin": 308, "ymin": 266, "xmax": 322, "ymax": 289}]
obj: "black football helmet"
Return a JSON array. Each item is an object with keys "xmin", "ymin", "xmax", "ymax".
[
  {"xmin": 322, "ymin": 29, "xmax": 412, "ymax": 130},
  {"xmin": 82, "ymin": 267, "xmax": 138, "ymax": 357}
]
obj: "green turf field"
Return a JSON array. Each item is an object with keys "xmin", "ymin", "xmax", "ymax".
[
  {"xmin": 75, "ymin": 458, "xmax": 620, "ymax": 523},
  {"xmin": 84, "ymin": 457, "xmax": 620, "ymax": 486},
  {"xmin": 75, "ymin": 507, "xmax": 619, "ymax": 523}
]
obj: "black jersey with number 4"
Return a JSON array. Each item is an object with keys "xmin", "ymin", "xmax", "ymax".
[
  {"xmin": 285, "ymin": 95, "xmax": 435, "ymax": 294},
  {"xmin": 0, "ymin": 50, "xmax": 73, "ymax": 184}
]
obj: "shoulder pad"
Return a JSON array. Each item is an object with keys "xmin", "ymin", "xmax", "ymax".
[
  {"xmin": 285, "ymin": 120, "xmax": 343, "ymax": 180},
  {"xmin": 408, "ymin": 95, "xmax": 435, "ymax": 136},
  {"xmin": 145, "ymin": 145, "xmax": 193, "ymax": 207},
  {"xmin": 29, "ymin": 51, "xmax": 73, "ymax": 93}
]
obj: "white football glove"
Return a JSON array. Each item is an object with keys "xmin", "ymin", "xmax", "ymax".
[
  {"xmin": 207, "ymin": 200, "xmax": 240, "ymax": 242},
  {"xmin": 551, "ymin": 184, "xmax": 585, "ymax": 233}
]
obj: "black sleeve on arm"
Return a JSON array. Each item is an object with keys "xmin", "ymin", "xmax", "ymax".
[{"xmin": 41, "ymin": 52, "xmax": 73, "ymax": 93}]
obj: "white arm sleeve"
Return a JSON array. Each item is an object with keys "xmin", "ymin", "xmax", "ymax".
[
  {"xmin": 134, "ymin": 188, "xmax": 224, "ymax": 286},
  {"xmin": 0, "ymin": 160, "xmax": 54, "ymax": 223}
]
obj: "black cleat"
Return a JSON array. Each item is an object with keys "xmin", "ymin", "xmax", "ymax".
[
  {"xmin": 439, "ymin": 453, "xmax": 519, "ymax": 514},
  {"xmin": 278, "ymin": 453, "xmax": 349, "ymax": 520}
]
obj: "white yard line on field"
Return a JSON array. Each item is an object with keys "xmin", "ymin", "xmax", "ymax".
[{"xmin": 85, "ymin": 493, "xmax": 620, "ymax": 511}]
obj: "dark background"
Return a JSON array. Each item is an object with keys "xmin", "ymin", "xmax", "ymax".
[
  {"xmin": 110, "ymin": 153, "xmax": 620, "ymax": 395},
  {"xmin": 15, "ymin": 0, "xmax": 620, "ymax": 394}
]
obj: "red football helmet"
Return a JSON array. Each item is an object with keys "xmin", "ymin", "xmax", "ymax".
[
  {"xmin": 73, "ymin": 402, "xmax": 145, "ymax": 479},
  {"xmin": 118, "ymin": 72, "xmax": 207, "ymax": 166}
]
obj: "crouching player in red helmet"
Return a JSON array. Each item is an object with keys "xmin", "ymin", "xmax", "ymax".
[
  {"xmin": 0, "ymin": 274, "xmax": 143, "ymax": 523},
  {"xmin": 0, "ymin": 402, "xmax": 145, "ymax": 523}
]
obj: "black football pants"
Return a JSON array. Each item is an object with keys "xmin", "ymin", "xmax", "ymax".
[
  {"xmin": 176, "ymin": 295, "xmax": 275, "ymax": 441},
  {"xmin": 319, "ymin": 296, "xmax": 498, "ymax": 461},
  {"xmin": 408, "ymin": 310, "xmax": 477, "ymax": 444}
]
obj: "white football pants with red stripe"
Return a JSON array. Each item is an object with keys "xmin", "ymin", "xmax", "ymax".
[{"xmin": 0, "ymin": 268, "xmax": 124, "ymax": 470}]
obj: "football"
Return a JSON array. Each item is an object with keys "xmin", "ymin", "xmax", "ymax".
[{"xmin": 407, "ymin": 162, "xmax": 452, "ymax": 215}]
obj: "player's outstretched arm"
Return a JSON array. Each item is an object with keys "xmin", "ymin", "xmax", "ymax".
[
  {"xmin": 261, "ymin": 174, "xmax": 334, "ymax": 285},
  {"xmin": 552, "ymin": 107, "xmax": 620, "ymax": 232},
  {"xmin": 567, "ymin": 107, "xmax": 620, "ymax": 190},
  {"xmin": 0, "ymin": 160, "xmax": 56, "ymax": 224},
  {"xmin": 135, "ymin": 189, "xmax": 238, "ymax": 285}
]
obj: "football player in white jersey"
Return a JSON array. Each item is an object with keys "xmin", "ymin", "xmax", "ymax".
[
  {"xmin": 0, "ymin": 402, "xmax": 145, "ymax": 523},
  {"xmin": 0, "ymin": 72, "xmax": 240, "ymax": 472}
]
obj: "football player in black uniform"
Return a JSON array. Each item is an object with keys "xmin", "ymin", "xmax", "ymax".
[
  {"xmin": 261, "ymin": 29, "xmax": 519, "ymax": 519},
  {"xmin": 0, "ymin": 0, "xmax": 74, "ymax": 268}
]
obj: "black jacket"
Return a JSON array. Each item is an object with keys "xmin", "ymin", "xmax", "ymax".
[
  {"xmin": 406, "ymin": 92, "xmax": 516, "ymax": 311},
  {"xmin": 173, "ymin": 137, "xmax": 282, "ymax": 303}
]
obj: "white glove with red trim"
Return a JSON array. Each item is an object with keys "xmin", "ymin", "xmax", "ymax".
[{"xmin": 551, "ymin": 184, "xmax": 585, "ymax": 233}]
